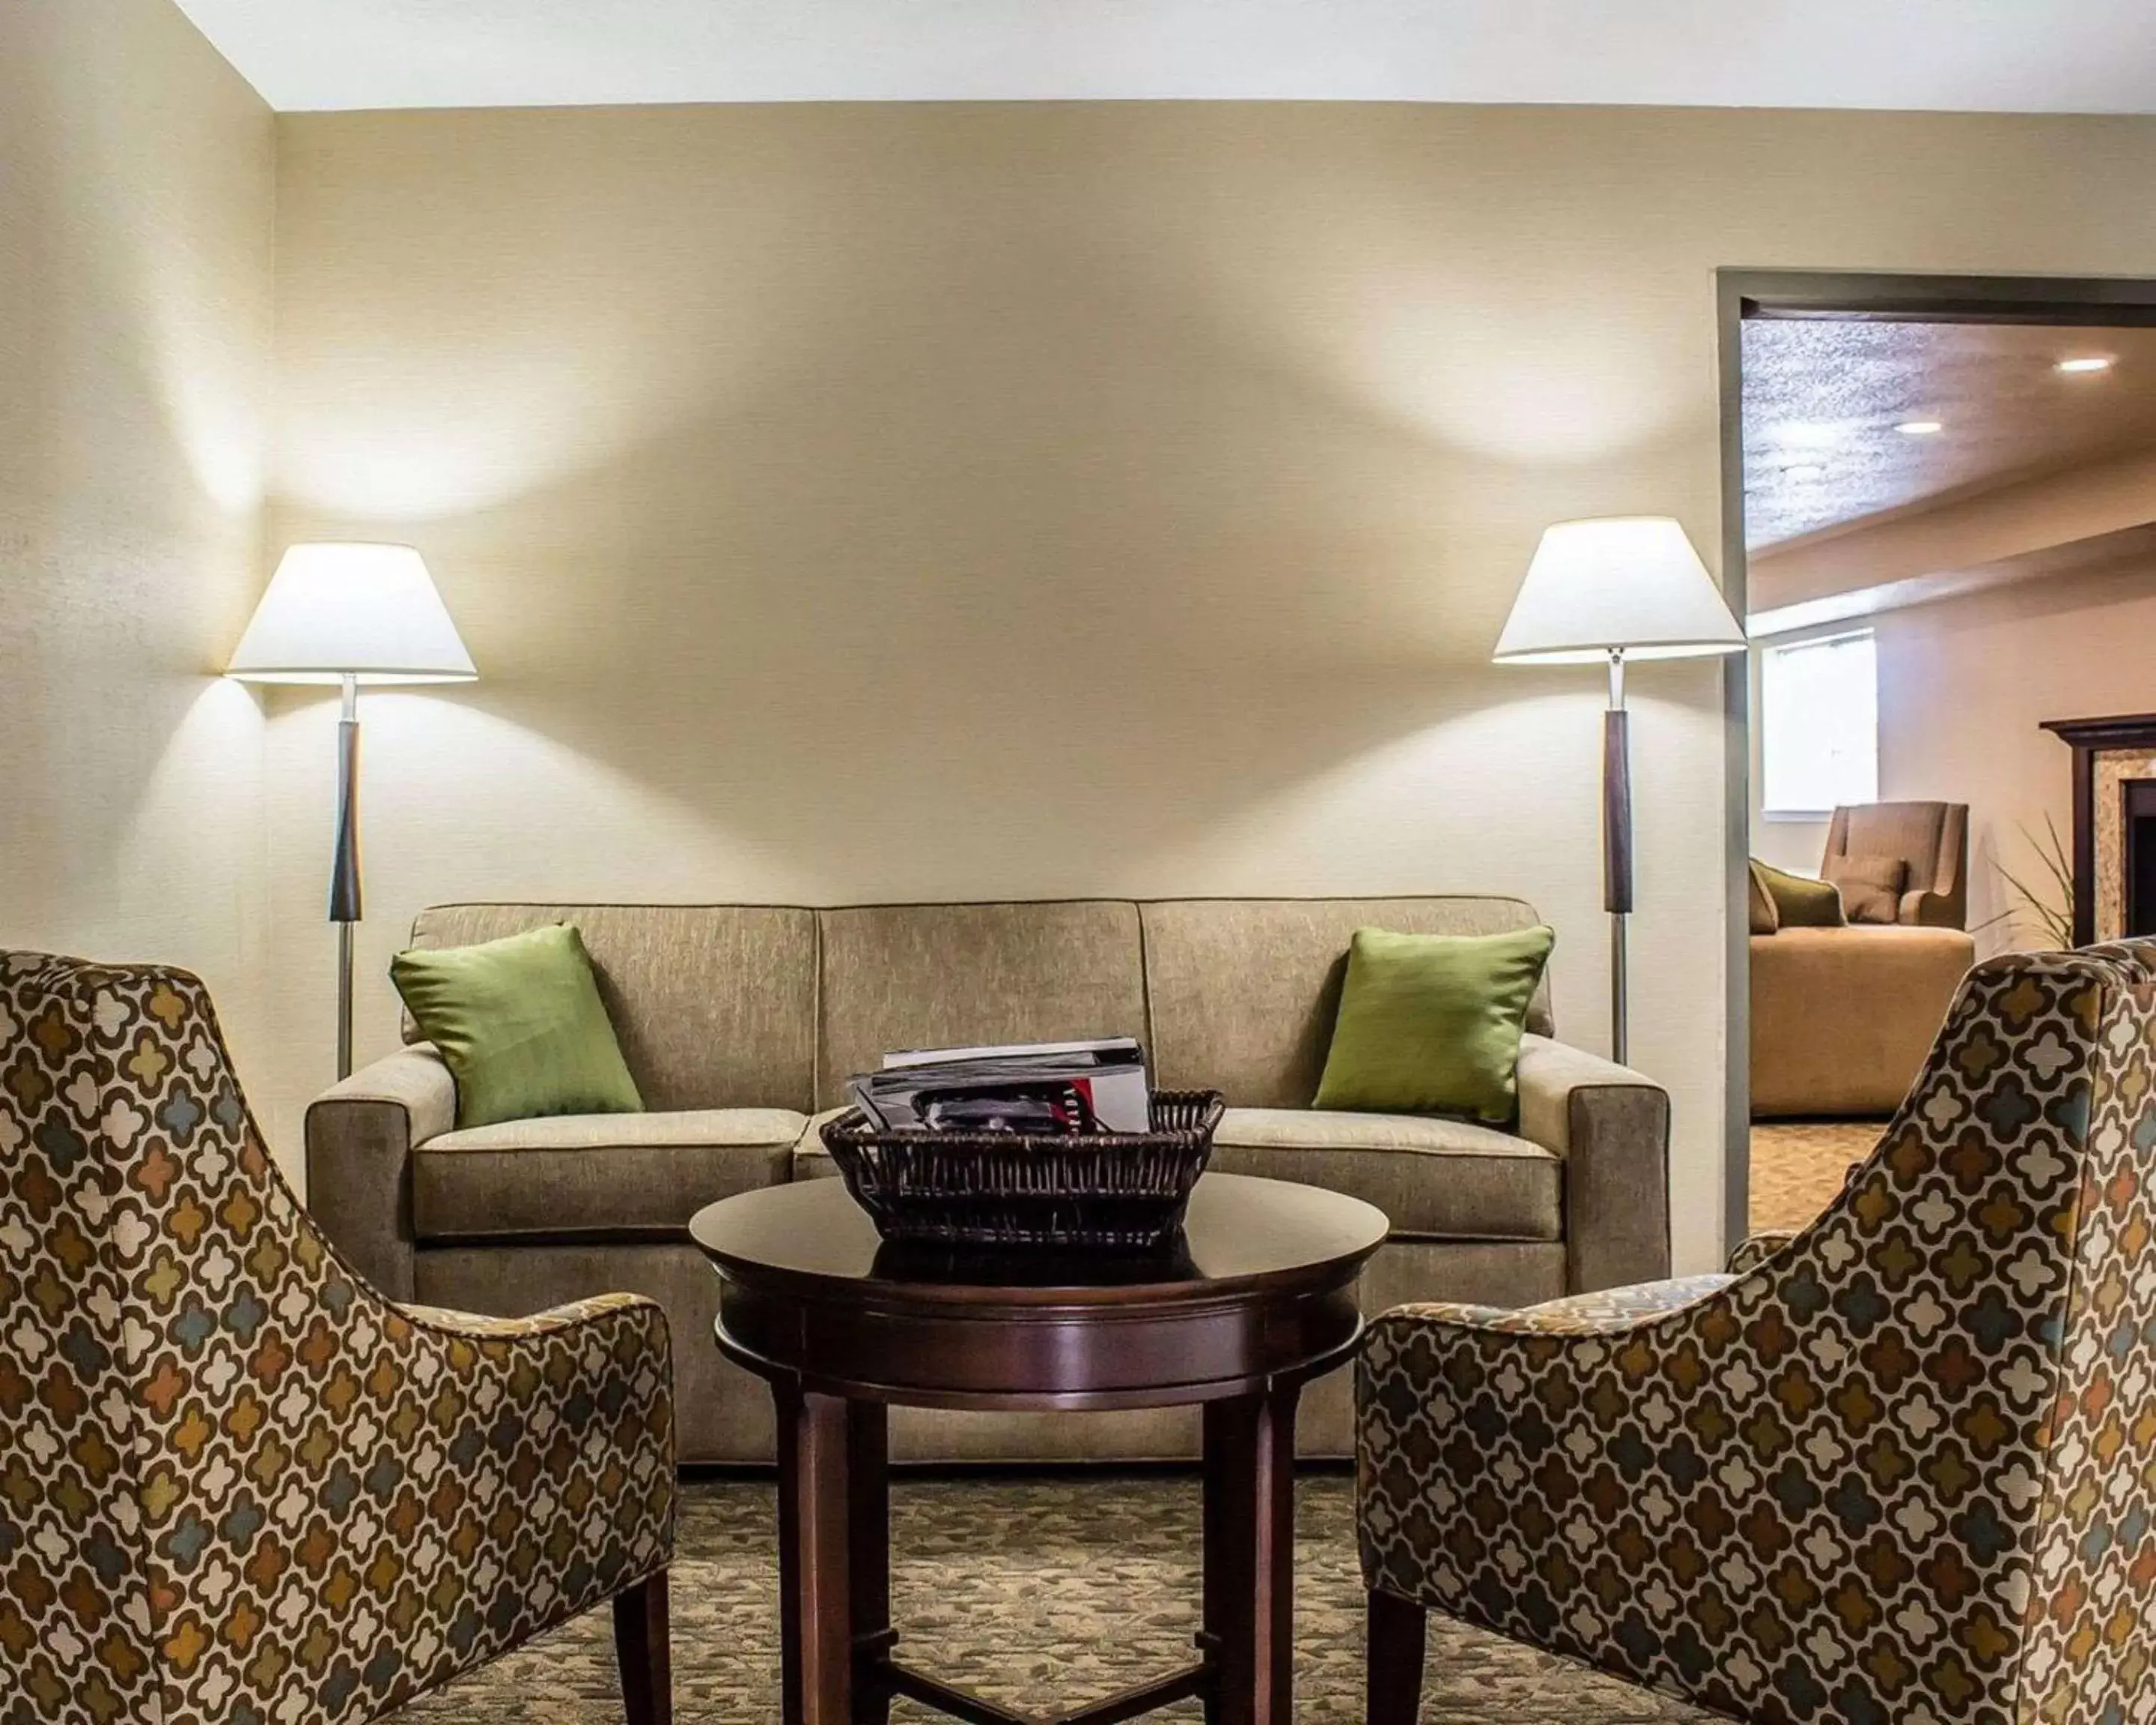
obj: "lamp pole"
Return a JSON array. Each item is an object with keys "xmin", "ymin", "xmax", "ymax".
[
  {"xmin": 1604, "ymin": 649, "xmax": 1633, "ymax": 1067},
  {"xmin": 330, "ymin": 672, "xmax": 362, "ymax": 1080}
]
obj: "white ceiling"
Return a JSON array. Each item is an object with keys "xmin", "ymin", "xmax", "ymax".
[
  {"xmin": 174, "ymin": 0, "xmax": 2156, "ymax": 115},
  {"xmin": 1743, "ymin": 321, "xmax": 2156, "ymax": 548}
]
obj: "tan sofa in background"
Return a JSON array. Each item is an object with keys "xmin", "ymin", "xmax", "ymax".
[
  {"xmin": 306, "ymin": 897, "xmax": 1671, "ymax": 1465},
  {"xmin": 1751, "ymin": 800, "xmax": 1978, "ymax": 1117},
  {"xmin": 1751, "ymin": 923, "xmax": 1975, "ymax": 1116}
]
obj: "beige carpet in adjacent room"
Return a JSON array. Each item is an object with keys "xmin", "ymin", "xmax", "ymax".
[{"xmin": 1749, "ymin": 1119, "xmax": 1885, "ymax": 1235}]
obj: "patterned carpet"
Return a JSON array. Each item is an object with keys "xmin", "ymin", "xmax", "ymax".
[
  {"xmin": 387, "ymin": 1473, "xmax": 1718, "ymax": 1723},
  {"xmin": 1748, "ymin": 1119, "xmax": 1883, "ymax": 1235},
  {"xmin": 378, "ymin": 1136, "xmax": 1884, "ymax": 1725}
]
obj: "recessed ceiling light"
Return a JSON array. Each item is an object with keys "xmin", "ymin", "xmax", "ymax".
[
  {"xmin": 1895, "ymin": 420, "xmax": 1944, "ymax": 436},
  {"xmin": 2056, "ymin": 355, "xmax": 2115, "ymax": 374}
]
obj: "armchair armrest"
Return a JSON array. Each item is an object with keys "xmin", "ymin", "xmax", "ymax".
[
  {"xmin": 1898, "ymin": 886, "xmax": 1962, "ymax": 927},
  {"xmin": 177, "ymin": 1283, "xmax": 676, "ymax": 1717},
  {"xmin": 1513, "ymin": 1033, "xmax": 1669, "ymax": 1293},
  {"xmin": 371, "ymin": 1291, "xmax": 676, "ymax": 1690},
  {"xmin": 305, "ymin": 1042, "xmax": 456, "ymax": 1300},
  {"xmin": 1376, "ymin": 1273, "xmax": 1734, "ymax": 1340},
  {"xmin": 1727, "ymin": 1229, "xmax": 1797, "ymax": 1274}
]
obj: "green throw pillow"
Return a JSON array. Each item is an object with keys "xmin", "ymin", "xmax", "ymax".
[
  {"xmin": 1750, "ymin": 859, "xmax": 1845, "ymax": 928},
  {"xmin": 1313, "ymin": 925, "xmax": 1556, "ymax": 1124},
  {"xmin": 391, "ymin": 924, "xmax": 644, "ymax": 1130}
]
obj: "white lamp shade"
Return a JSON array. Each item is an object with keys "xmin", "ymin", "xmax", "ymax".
[
  {"xmin": 1493, "ymin": 517, "xmax": 1745, "ymax": 665},
  {"xmin": 226, "ymin": 543, "xmax": 478, "ymax": 685}
]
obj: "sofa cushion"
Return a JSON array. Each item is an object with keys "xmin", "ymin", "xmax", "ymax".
[
  {"xmin": 791, "ymin": 1107, "xmax": 850, "ymax": 1179},
  {"xmin": 1139, "ymin": 898, "xmax": 1556, "ymax": 1108},
  {"xmin": 406, "ymin": 904, "xmax": 819, "ymax": 1112},
  {"xmin": 412, "ymin": 1107, "xmax": 806, "ymax": 1241},
  {"xmin": 789, "ymin": 1103, "xmax": 1559, "ymax": 1240},
  {"xmin": 1750, "ymin": 925, "xmax": 1975, "ymax": 1117},
  {"xmin": 1205, "ymin": 1107, "xmax": 1561, "ymax": 1241},
  {"xmin": 814, "ymin": 902, "xmax": 1148, "ymax": 1108}
]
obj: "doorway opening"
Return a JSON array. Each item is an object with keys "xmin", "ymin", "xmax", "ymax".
[{"xmin": 1717, "ymin": 270, "xmax": 2156, "ymax": 1247}]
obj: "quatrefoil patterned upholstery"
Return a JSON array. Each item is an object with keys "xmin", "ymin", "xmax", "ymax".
[
  {"xmin": 0, "ymin": 953, "xmax": 676, "ymax": 1724},
  {"xmin": 1359, "ymin": 940, "xmax": 2156, "ymax": 1725}
]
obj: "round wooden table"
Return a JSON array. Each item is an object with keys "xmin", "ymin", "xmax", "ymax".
[{"xmin": 689, "ymin": 1172, "xmax": 1388, "ymax": 1725}]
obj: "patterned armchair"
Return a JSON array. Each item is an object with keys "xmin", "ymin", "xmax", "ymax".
[
  {"xmin": 1359, "ymin": 940, "xmax": 2156, "ymax": 1725},
  {"xmin": 0, "ymin": 954, "xmax": 677, "ymax": 1725}
]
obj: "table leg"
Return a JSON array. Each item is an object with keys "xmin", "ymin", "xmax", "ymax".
[
  {"xmin": 1201, "ymin": 1384, "xmax": 1301, "ymax": 1725},
  {"xmin": 848, "ymin": 1400, "xmax": 892, "ymax": 1725},
  {"xmin": 777, "ymin": 1384, "xmax": 855, "ymax": 1725}
]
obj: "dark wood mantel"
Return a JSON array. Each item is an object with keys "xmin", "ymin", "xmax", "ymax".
[{"xmin": 2041, "ymin": 713, "xmax": 2156, "ymax": 945}]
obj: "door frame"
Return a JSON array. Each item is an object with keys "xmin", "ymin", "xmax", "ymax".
[{"xmin": 1714, "ymin": 267, "xmax": 2156, "ymax": 1256}]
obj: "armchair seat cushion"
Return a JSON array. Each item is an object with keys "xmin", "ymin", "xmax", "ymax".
[
  {"xmin": 1200, "ymin": 1107, "xmax": 1560, "ymax": 1240},
  {"xmin": 413, "ymin": 1106, "xmax": 805, "ymax": 1241}
]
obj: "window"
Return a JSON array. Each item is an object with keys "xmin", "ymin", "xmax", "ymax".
[{"xmin": 1760, "ymin": 630, "xmax": 1878, "ymax": 816}]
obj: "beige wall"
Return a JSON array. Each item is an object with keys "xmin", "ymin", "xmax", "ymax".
[
  {"xmin": 0, "ymin": 1, "xmax": 275, "ymax": 1077},
  {"xmin": 1753, "ymin": 562, "xmax": 2156, "ymax": 942},
  {"xmin": 262, "ymin": 103, "xmax": 2156, "ymax": 1271}
]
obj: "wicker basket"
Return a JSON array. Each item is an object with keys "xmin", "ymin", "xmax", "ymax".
[{"xmin": 820, "ymin": 1089, "xmax": 1224, "ymax": 1250}]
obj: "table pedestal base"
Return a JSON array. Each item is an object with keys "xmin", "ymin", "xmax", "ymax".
[{"xmin": 774, "ymin": 1383, "xmax": 1306, "ymax": 1725}]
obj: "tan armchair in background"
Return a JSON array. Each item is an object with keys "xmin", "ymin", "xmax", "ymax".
[
  {"xmin": 1823, "ymin": 800, "xmax": 1968, "ymax": 927},
  {"xmin": 0, "ymin": 954, "xmax": 677, "ymax": 1724},
  {"xmin": 1361, "ymin": 939, "xmax": 2156, "ymax": 1724}
]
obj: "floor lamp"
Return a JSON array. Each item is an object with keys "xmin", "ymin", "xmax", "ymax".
[
  {"xmin": 228, "ymin": 544, "xmax": 478, "ymax": 1080},
  {"xmin": 1493, "ymin": 517, "xmax": 1745, "ymax": 1068}
]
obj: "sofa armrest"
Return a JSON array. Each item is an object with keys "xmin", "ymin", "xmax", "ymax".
[
  {"xmin": 1513, "ymin": 1033, "xmax": 1670, "ymax": 1294},
  {"xmin": 304, "ymin": 1043, "xmax": 456, "ymax": 1301}
]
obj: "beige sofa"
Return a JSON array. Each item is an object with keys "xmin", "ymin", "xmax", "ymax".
[
  {"xmin": 1752, "ymin": 800, "xmax": 1976, "ymax": 1117},
  {"xmin": 1751, "ymin": 925, "xmax": 1975, "ymax": 1116},
  {"xmin": 306, "ymin": 897, "xmax": 1670, "ymax": 1464}
]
